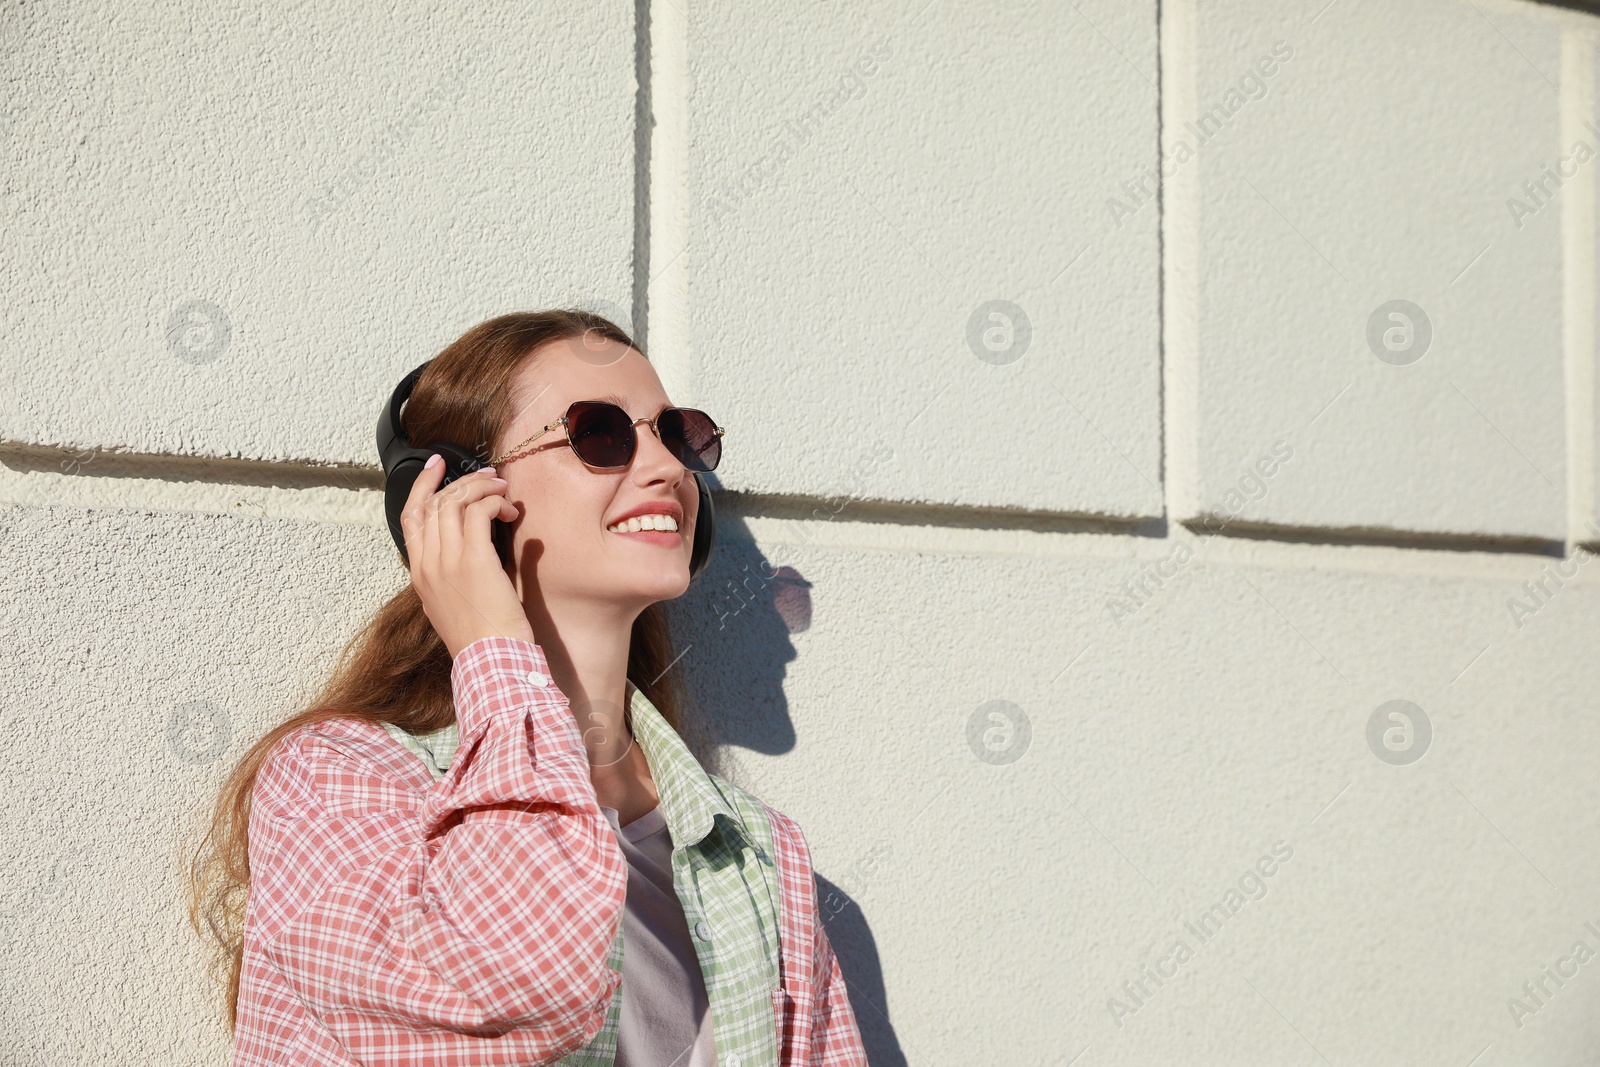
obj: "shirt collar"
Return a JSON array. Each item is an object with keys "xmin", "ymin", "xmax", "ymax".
[{"xmin": 626, "ymin": 680, "xmax": 749, "ymax": 851}]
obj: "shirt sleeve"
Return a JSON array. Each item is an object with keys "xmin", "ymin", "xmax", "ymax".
[
  {"xmin": 766, "ymin": 802, "xmax": 871, "ymax": 1067},
  {"xmin": 810, "ymin": 915, "xmax": 870, "ymax": 1067},
  {"xmin": 246, "ymin": 634, "xmax": 627, "ymax": 1063}
]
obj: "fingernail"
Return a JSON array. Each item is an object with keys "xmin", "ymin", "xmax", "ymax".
[{"xmin": 425, "ymin": 454, "xmax": 441, "ymax": 469}]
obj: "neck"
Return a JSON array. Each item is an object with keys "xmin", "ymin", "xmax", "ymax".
[{"xmin": 522, "ymin": 595, "xmax": 658, "ymax": 816}]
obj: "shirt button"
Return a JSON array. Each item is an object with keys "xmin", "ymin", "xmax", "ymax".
[
  {"xmin": 724, "ymin": 1054, "xmax": 742, "ymax": 1067},
  {"xmin": 694, "ymin": 920, "xmax": 711, "ymax": 942},
  {"xmin": 526, "ymin": 670, "xmax": 549, "ymax": 687}
]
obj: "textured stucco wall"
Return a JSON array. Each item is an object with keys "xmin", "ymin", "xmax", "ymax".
[{"xmin": 4, "ymin": 0, "xmax": 1600, "ymax": 1064}]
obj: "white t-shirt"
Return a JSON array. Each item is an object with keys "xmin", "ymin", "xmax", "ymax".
[{"xmin": 600, "ymin": 802, "xmax": 719, "ymax": 1067}]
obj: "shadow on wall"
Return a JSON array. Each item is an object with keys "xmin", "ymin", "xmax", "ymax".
[
  {"xmin": 665, "ymin": 507, "xmax": 905, "ymax": 1066},
  {"xmin": 667, "ymin": 533, "xmax": 808, "ymax": 758},
  {"xmin": 817, "ymin": 873, "xmax": 906, "ymax": 1067}
]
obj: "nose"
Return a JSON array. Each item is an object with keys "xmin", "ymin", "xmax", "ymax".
[{"xmin": 631, "ymin": 417, "xmax": 685, "ymax": 481}]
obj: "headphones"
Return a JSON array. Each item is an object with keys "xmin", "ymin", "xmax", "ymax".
[{"xmin": 376, "ymin": 359, "xmax": 717, "ymax": 581}]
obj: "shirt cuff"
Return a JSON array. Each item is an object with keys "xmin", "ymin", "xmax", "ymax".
[{"xmin": 449, "ymin": 634, "xmax": 569, "ymax": 740}]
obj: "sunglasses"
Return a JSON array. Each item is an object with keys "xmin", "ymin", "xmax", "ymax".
[{"xmin": 489, "ymin": 401, "xmax": 725, "ymax": 472}]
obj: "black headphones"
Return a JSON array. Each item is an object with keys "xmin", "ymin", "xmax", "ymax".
[{"xmin": 376, "ymin": 359, "xmax": 717, "ymax": 581}]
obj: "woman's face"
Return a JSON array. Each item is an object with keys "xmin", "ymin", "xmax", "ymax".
[{"xmin": 493, "ymin": 333, "xmax": 700, "ymax": 611}]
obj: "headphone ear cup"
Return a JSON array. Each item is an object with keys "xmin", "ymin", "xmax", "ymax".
[
  {"xmin": 382, "ymin": 441, "xmax": 489, "ymax": 567},
  {"xmin": 688, "ymin": 472, "xmax": 716, "ymax": 582},
  {"xmin": 383, "ymin": 453, "xmax": 427, "ymax": 566}
]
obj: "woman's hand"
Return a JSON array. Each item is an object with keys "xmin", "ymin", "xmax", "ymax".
[{"xmin": 401, "ymin": 454, "xmax": 537, "ymax": 660}]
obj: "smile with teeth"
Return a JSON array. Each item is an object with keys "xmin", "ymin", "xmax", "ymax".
[{"xmin": 607, "ymin": 513, "xmax": 680, "ymax": 534}]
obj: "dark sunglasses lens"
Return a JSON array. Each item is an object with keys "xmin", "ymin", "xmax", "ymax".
[
  {"xmin": 659, "ymin": 408, "xmax": 721, "ymax": 472},
  {"xmin": 567, "ymin": 402, "xmax": 635, "ymax": 467}
]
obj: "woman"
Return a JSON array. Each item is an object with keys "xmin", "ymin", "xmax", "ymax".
[{"xmin": 187, "ymin": 310, "xmax": 868, "ymax": 1066}]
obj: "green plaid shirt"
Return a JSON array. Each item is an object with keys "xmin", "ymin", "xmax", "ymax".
[{"xmin": 383, "ymin": 680, "xmax": 784, "ymax": 1067}]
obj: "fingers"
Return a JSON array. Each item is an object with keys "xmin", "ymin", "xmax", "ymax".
[
  {"xmin": 401, "ymin": 458, "xmax": 508, "ymax": 581},
  {"xmin": 398, "ymin": 455, "xmax": 536, "ymax": 657},
  {"xmin": 433, "ymin": 467, "xmax": 506, "ymax": 572},
  {"xmin": 400, "ymin": 453, "xmax": 449, "ymax": 571},
  {"xmin": 462, "ymin": 490, "xmax": 518, "ymax": 556}
]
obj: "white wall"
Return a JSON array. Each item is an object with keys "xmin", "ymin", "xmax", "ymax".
[{"xmin": 3, "ymin": 0, "xmax": 1599, "ymax": 1063}]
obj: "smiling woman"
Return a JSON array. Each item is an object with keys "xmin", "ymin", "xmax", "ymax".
[{"xmin": 185, "ymin": 309, "xmax": 868, "ymax": 1067}]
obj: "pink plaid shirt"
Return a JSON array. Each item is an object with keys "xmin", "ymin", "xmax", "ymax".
[{"xmin": 228, "ymin": 635, "xmax": 868, "ymax": 1066}]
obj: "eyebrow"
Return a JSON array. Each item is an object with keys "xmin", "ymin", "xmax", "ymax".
[{"xmin": 594, "ymin": 393, "xmax": 668, "ymax": 418}]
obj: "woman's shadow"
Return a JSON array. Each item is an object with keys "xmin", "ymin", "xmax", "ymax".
[{"xmin": 664, "ymin": 509, "xmax": 907, "ymax": 1067}]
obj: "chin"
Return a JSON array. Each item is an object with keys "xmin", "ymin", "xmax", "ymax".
[
  {"xmin": 612, "ymin": 565, "xmax": 691, "ymax": 602},
  {"xmin": 646, "ymin": 570, "xmax": 693, "ymax": 600}
]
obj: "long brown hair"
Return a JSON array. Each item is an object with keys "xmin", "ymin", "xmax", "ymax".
[{"xmin": 184, "ymin": 309, "xmax": 695, "ymax": 1034}]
